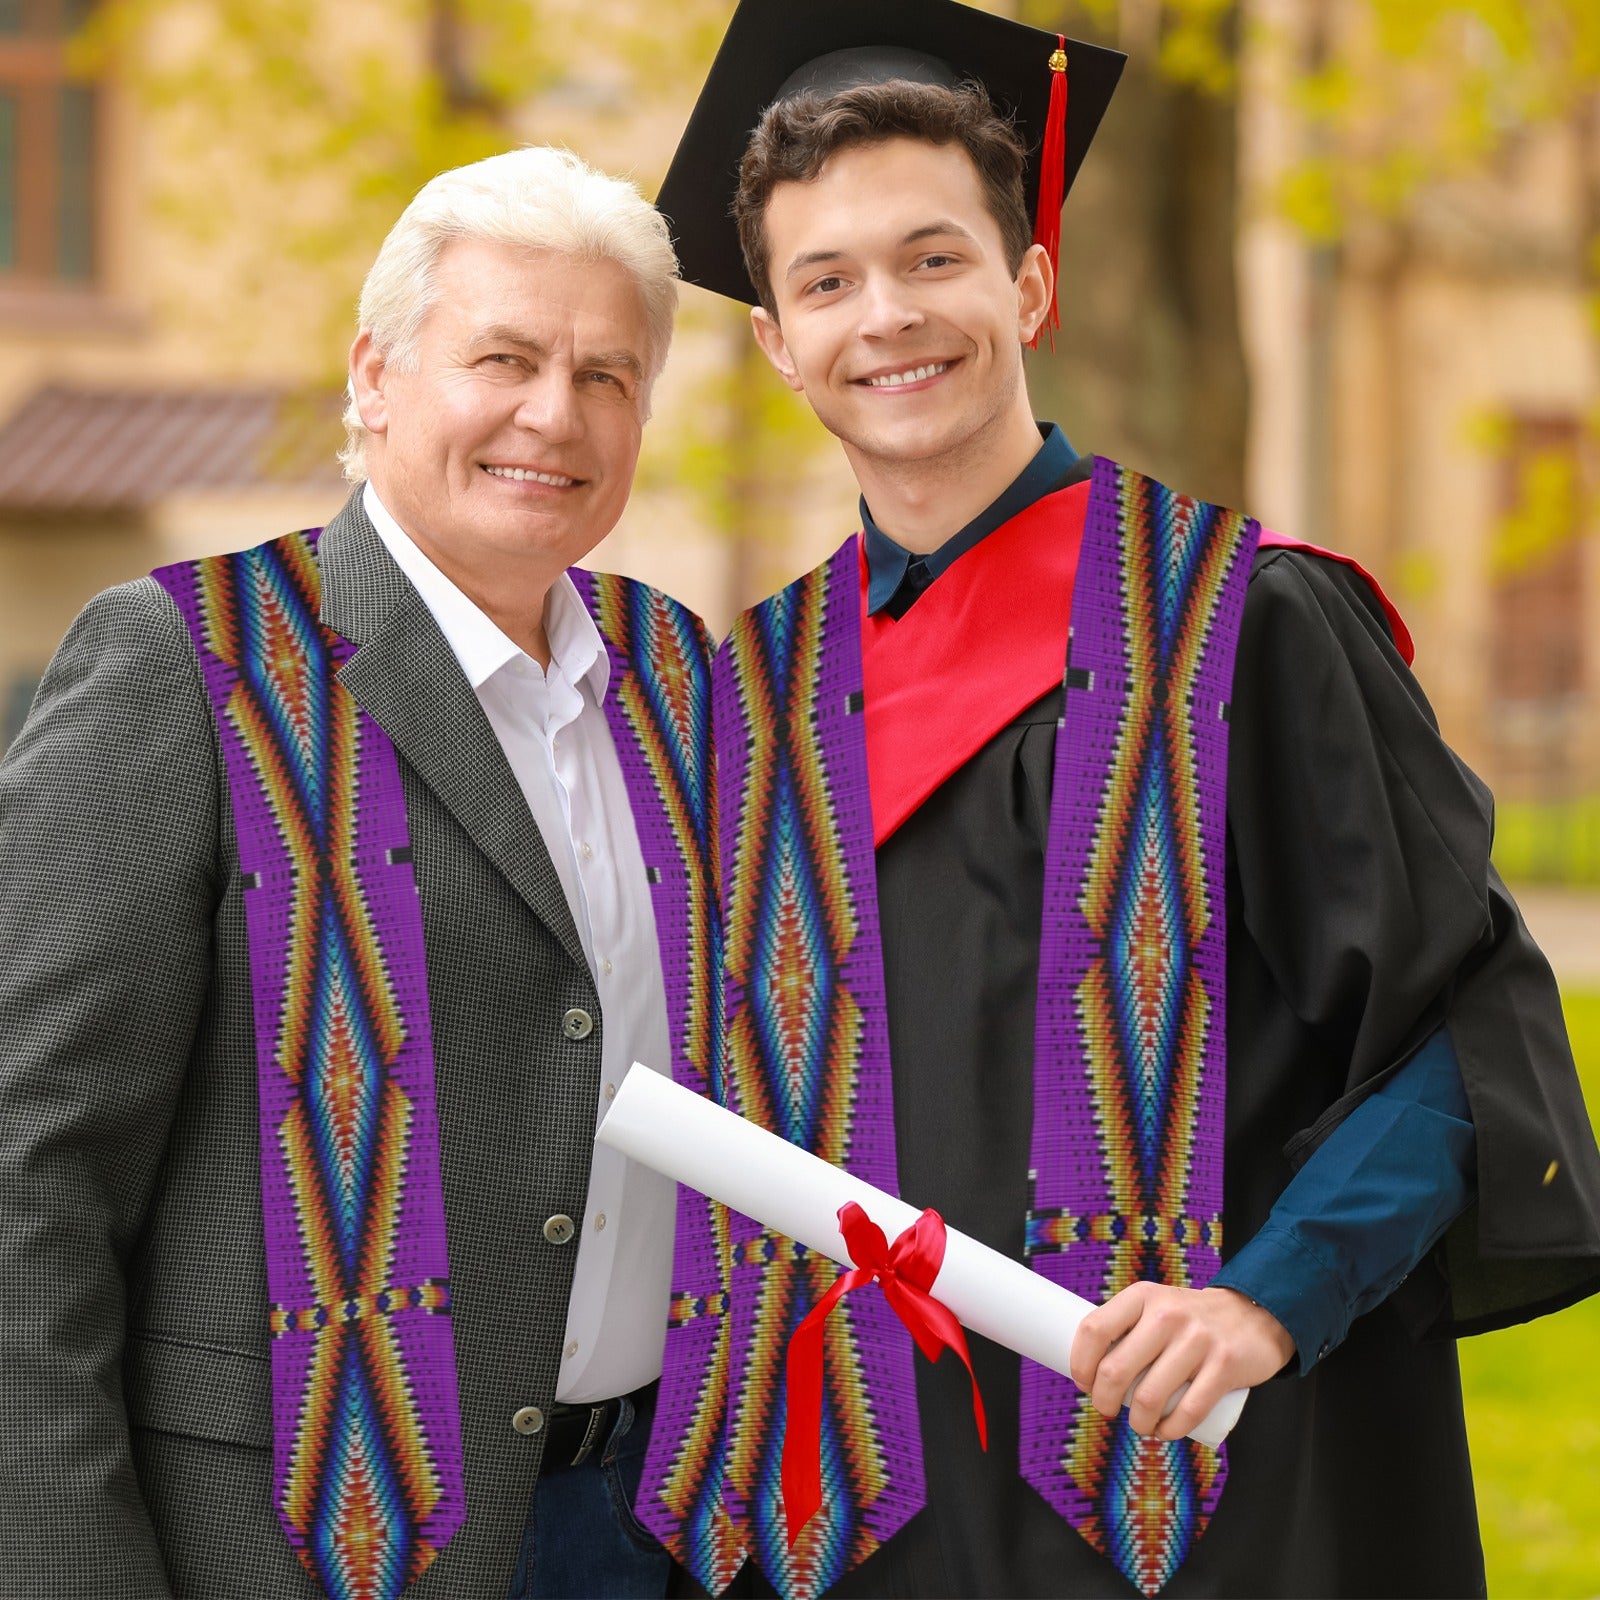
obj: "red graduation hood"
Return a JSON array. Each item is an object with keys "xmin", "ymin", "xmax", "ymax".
[{"xmin": 859, "ymin": 486, "xmax": 1413, "ymax": 847}]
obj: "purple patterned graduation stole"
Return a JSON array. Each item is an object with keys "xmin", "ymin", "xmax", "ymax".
[
  {"xmin": 567, "ymin": 570, "xmax": 744, "ymax": 1593},
  {"xmin": 1022, "ymin": 458, "xmax": 1259, "ymax": 1596},
  {"xmin": 154, "ymin": 531, "xmax": 465, "ymax": 1600},
  {"xmin": 713, "ymin": 545, "xmax": 925, "ymax": 1600}
]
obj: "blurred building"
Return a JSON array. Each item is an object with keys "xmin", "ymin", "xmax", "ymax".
[
  {"xmin": 0, "ymin": 0, "xmax": 852, "ymax": 748},
  {"xmin": 1239, "ymin": 0, "xmax": 1600, "ymax": 877},
  {"xmin": 0, "ymin": 0, "xmax": 350, "ymax": 743},
  {"xmin": 4, "ymin": 0, "xmax": 1598, "ymax": 885}
]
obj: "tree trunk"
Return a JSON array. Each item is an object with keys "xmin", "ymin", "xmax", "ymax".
[{"xmin": 1027, "ymin": 9, "xmax": 1250, "ymax": 510}]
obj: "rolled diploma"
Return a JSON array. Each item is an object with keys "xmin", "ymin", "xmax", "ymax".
[{"xmin": 598, "ymin": 1063, "xmax": 1245, "ymax": 1449}]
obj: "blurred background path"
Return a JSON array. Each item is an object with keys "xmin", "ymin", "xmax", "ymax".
[{"xmin": 1514, "ymin": 885, "xmax": 1600, "ymax": 990}]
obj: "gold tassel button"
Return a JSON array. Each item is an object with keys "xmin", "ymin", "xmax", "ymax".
[{"xmin": 1049, "ymin": 47, "xmax": 1068, "ymax": 72}]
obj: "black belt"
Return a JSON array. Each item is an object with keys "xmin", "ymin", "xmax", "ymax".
[{"xmin": 543, "ymin": 1380, "xmax": 657, "ymax": 1470}]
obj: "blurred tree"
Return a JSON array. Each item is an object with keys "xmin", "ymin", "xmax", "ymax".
[
  {"xmin": 1273, "ymin": 0, "xmax": 1600, "ymax": 578},
  {"xmin": 639, "ymin": 304, "xmax": 839, "ymax": 616},
  {"xmin": 74, "ymin": 0, "xmax": 732, "ymax": 357},
  {"xmin": 72, "ymin": 0, "xmax": 831, "ymax": 618},
  {"xmin": 1011, "ymin": 0, "xmax": 1600, "ymax": 538},
  {"xmin": 1017, "ymin": 0, "xmax": 1251, "ymax": 509},
  {"xmin": 73, "ymin": 0, "xmax": 1600, "ymax": 604},
  {"xmin": 1271, "ymin": 2, "xmax": 1600, "ymax": 246}
]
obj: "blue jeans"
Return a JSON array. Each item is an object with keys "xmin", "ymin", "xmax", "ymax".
[{"xmin": 509, "ymin": 1385, "xmax": 671, "ymax": 1600}]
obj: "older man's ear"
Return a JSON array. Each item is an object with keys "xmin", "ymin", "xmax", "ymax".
[{"xmin": 348, "ymin": 330, "xmax": 389, "ymax": 438}]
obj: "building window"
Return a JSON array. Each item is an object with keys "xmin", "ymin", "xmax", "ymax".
[
  {"xmin": 1486, "ymin": 412, "xmax": 1594, "ymax": 831},
  {"xmin": 1489, "ymin": 416, "xmax": 1588, "ymax": 707},
  {"xmin": 0, "ymin": 0, "xmax": 97, "ymax": 284}
]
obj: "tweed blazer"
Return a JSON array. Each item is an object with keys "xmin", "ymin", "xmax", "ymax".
[{"xmin": 0, "ymin": 494, "xmax": 678, "ymax": 1597}]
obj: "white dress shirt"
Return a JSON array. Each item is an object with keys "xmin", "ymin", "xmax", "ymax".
[{"xmin": 364, "ymin": 483, "xmax": 675, "ymax": 1403}]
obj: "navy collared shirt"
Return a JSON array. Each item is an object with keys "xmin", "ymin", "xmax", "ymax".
[
  {"xmin": 861, "ymin": 420, "xmax": 1477, "ymax": 1369},
  {"xmin": 1214, "ymin": 1028, "xmax": 1474, "ymax": 1371},
  {"xmin": 863, "ymin": 423, "xmax": 1087, "ymax": 618}
]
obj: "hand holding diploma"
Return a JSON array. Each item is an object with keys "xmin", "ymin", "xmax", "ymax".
[
  {"xmin": 597, "ymin": 1063, "xmax": 1249, "ymax": 1473},
  {"xmin": 1071, "ymin": 1279, "xmax": 1293, "ymax": 1443}
]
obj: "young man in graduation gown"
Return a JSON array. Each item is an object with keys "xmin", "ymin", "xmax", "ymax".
[
  {"xmin": 632, "ymin": 3, "xmax": 1600, "ymax": 1598},
  {"xmin": 0, "ymin": 149, "xmax": 714, "ymax": 1599}
]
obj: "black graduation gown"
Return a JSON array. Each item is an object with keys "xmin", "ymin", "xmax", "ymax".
[{"xmin": 723, "ymin": 544, "xmax": 1600, "ymax": 1599}]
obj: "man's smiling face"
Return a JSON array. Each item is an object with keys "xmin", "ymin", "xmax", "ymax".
[
  {"xmin": 751, "ymin": 136, "xmax": 1041, "ymax": 473},
  {"xmin": 355, "ymin": 236, "xmax": 651, "ymax": 586}
]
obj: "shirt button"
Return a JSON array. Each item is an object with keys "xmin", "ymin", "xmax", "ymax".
[
  {"xmin": 543, "ymin": 1214, "xmax": 576, "ymax": 1245},
  {"xmin": 603, "ymin": 1083, "xmax": 617, "ymax": 1102},
  {"xmin": 581, "ymin": 841, "xmax": 594, "ymax": 859},
  {"xmin": 564, "ymin": 1340, "xmax": 579, "ymax": 1360},
  {"xmin": 594, "ymin": 1213, "xmax": 607, "ymax": 1232},
  {"xmin": 512, "ymin": 1405, "xmax": 545, "ymax": 1435},
  {"xmin": 601, "ymin": 959, "xmax": 613, "ymax": 976},
  {"xmin": 561, "ymin": 1007, "xmax": 593, "ymax": 1040}
]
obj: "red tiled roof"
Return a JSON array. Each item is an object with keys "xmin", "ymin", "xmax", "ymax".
[{"xmin": 0, "ymin": 386, "xmax": 347, "ymax": 512}]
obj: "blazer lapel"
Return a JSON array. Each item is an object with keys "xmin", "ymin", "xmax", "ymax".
[{"xmin": 315, "ymin": 493, "xmax": 589, "ymax": 973}]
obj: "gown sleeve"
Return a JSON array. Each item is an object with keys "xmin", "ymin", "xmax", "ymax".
[
  {"xmin": 1213, "ymin": 1025, "xmax": 1475, "ymax": 1368},
  {"xmin": 1226, "ymin": 548, "xmax": 1600, "ymax": 1336}
]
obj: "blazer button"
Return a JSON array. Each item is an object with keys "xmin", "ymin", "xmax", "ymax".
[
  {"xmin": 512, "ymin": 1405, "xmax": 545, "ymax": 1436},
  {"xmin": 561, "ymin": 1007, "xmax": 594, "ymax": 1040},
  {"xmin": 543, "ymin": 1214, "xmax": 576, "ymax": 1245}
]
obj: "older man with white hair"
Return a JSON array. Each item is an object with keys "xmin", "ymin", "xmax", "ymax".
[{"xmin": 0, "ymin": 146, "xmax": 710, "ymax": 1600}]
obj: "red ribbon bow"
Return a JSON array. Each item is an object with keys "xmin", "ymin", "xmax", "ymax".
[{"xmin": 781, "ymin": 1202, "xmax": 988, "ymax": 1545}]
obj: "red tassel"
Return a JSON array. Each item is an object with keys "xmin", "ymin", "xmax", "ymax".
[{"xmin": 1029, "ymin": 36, "xmax": 1069, "ymax": 352}]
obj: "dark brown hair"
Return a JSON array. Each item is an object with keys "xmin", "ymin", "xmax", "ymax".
[{"xmin": 734, "ymin": 79, "xmax": 1032, "ymax": 315}]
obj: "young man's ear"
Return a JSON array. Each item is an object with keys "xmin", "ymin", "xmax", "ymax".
[
  {"xmin": 1015, "ymin": 243, "xmax": 1054, "ymax": 347},
  {"xmin": 348, "ymin": 330, "xmax": 390, "ymax": 436},
  {"xmin": 750, "ymin": 306, "xmax": 805, "ymax": 394}
]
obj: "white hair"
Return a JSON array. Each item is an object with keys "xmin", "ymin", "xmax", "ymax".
[{"xmin": 340, "ymin": 145, "xmax": 679, "ymax": 482}]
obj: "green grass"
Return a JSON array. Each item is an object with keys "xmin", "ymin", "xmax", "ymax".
[
  {"xmin": 1492, "ymin": 800, "xmax": 1600, "ymax": 887},
  {"xmin": 1459, "ymin": 990, "xmax": 1600, "ymax": 1597}
]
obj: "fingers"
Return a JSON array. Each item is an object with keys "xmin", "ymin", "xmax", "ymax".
[
  {"xmin": 1069, "ymin": 1282, "xmax": 1150, "ymax": 1398},
  {"xmin": 1069, "ymin": 1283, "xmax": 1294, "ymax": 1440},
  {"xmin": 1151, "ymin": 1355, "xmax": 1231, "ymax": 1442},
  {"xmin": 1125, "ymin": 1326, "xmax": 1208, "ymax": 1437},
  {"xmin": 1088, "ymin": 1297, "xmax": 1174, "ymax": 1425}
]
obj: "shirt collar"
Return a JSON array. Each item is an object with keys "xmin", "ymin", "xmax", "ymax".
[
  {"xmin": 862, "ymin": 422, "xmax": 1080, "ymax": 616},
  {"xmin": 361, "ymin": 481, "xmax": 609, "ymax": 702}
]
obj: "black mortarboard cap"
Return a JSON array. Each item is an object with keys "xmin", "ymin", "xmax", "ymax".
[{"xmin": 658, "ymin": 0, "xmax": 1127, "ymax": 309}]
